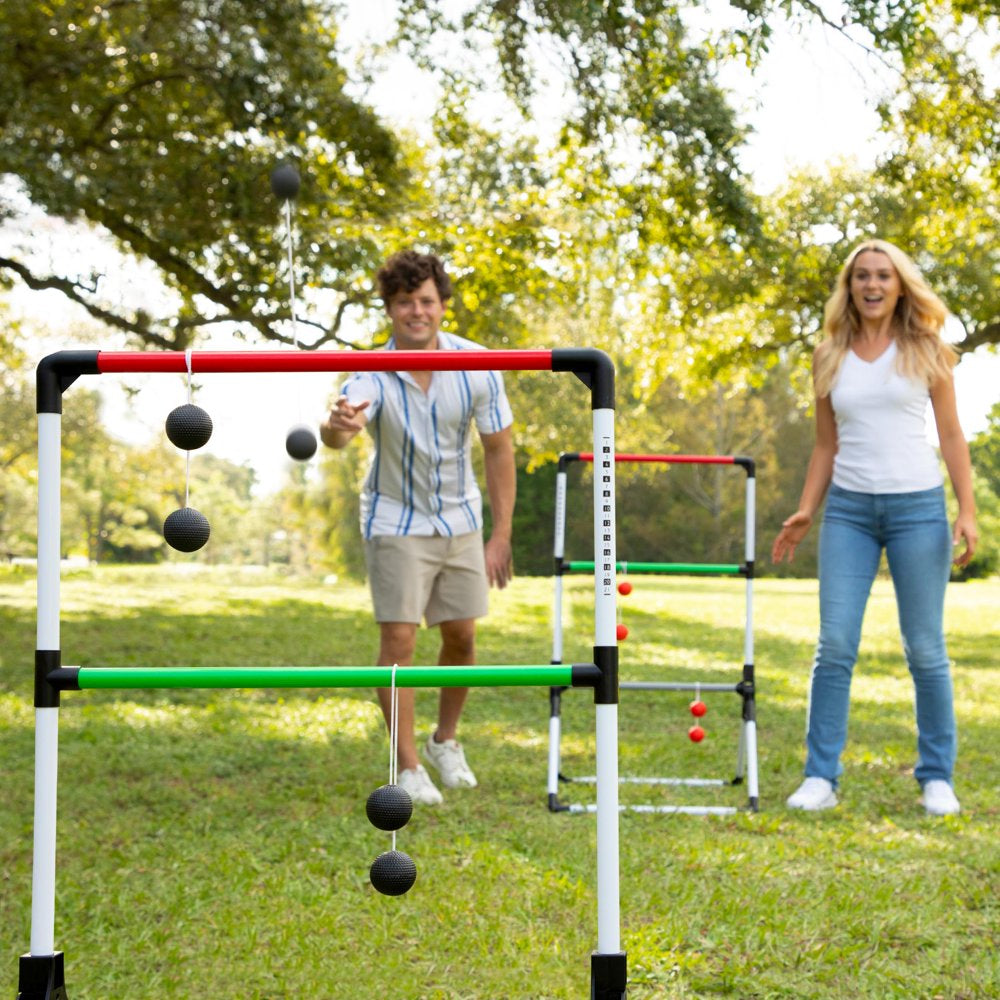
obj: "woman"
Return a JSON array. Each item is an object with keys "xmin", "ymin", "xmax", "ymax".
[{"xmin": 773, "ymin": 239, "xmax": 978, "ymax": 815}]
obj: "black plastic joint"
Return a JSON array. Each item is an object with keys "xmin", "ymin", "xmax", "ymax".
[
  {"xmin": 37, "ymin": 351, "xmax": 100, "ymax": 414},
  {"xmin": 549, "ymin": 685, "xmax": 566, "ymax": 714},
  {"xmin": 551, "ymin": 349, "xmax": 615, "ymax": 409},
  {"xmin": 558, "ymin": 451, "xmax": 582, "ymax": 472},
  {"xmin": 591, "ymin": 952, "xmax": 627, "ymax": 999},
  {"xmin": 571, "ymin": 664, "xmax": 603, "ymax": 690},
  {"xmin": 17, "ymin": 952, "xmax": 68, "ymax": 1000},
  {"xmin": 733, "ymin": 455, "xmax": 756, "ymax": 477},
  {"xmin": 741, "ymin": 559, "xmax": 755, "ymax": 579},
  {"xmin": 591, "ymin": 645, "xmax": 619, "ymax": 705},
  {"xmin": 34, "ymin": 651, "xmax": 63, "ymax": 708}
]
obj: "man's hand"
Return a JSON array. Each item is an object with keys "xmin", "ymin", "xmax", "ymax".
[
  {"xmin": 320, "ymin": 396, "xmax": 370, "ymax": 448},
  {"xmin": 484, "ymin": 536, "xmax": 513, "ymax": 590}
]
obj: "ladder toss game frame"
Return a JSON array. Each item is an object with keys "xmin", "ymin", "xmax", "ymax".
[
  {"xmin": 18, "ymin": 347, "xmax": 628, "ymax": 1000},
  {"xmin": 547, "ymin": 451, "xmax": 760, "ymax": 815}
]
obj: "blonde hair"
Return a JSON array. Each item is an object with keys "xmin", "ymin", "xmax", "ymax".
[{"xmin": 813, "ymin": 239, "xmax": 956, "ymax": 398}]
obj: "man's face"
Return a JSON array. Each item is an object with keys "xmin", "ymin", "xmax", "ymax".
[{"xmin": 386, "ymin": 277, "xmax": 445, "ymax": 350}]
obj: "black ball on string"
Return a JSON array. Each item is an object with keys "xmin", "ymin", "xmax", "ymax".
[
  {"xmin": 163, "ymin": 507, "xmax": 211, "ymax": 552},
  {"xmin": 366, "ymin": 784, "xmax": 413, "ymax": 832},
  {"xmin": 270, "ymin": 163, "xmax": 300, "ymax": 201},
  {"xmin": 165, "ymin": 404, "xmax": 213, "ymax": 451},
  {"xmin": 369, "ymin": 850, "xmax": 417, "ymax": 896},
  {"xmin": 286, "ymin": 425, "xmax": 318, "ymax": 461}
]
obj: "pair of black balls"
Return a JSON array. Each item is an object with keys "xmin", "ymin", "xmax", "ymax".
[
  {"xmin": 366, "ymin": 784, "xmax": 417, "ymax": 896},
  {"xmin": 163, "ymin": 404, "xmax": 214, "ymax": 552}
]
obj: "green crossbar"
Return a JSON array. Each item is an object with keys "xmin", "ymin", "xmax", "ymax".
[
  {"xmin": 564, "ymin": 561, "xmax": 741, "ymax": 575},
  {"xmin": 69, "ymin": 665, "xmax": 578, "ymax": 690}
]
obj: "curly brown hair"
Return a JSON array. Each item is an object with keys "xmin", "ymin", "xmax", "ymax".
[{"xmin": 376, "ymin": 250, "xmax": 452, "ymax": 306}]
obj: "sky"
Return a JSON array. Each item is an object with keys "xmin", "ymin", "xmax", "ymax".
[{"xmin": 8, "ymin": 5, "xmax": 998, "ymax": 494}]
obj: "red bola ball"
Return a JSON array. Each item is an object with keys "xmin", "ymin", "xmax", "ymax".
[
  {"xmin": 617, "ymin": 581, "xmax": 633, "ymax": 596},
  {"xmin": 616, "ymin": 623, "xmax": 628, "ymax": 641},
  {"xmin": 689, "ymin": 700, "xmax": 707, "ymax": 718},
  {"xmin": 688, "ymin": 725, "xmax": 705, "ymax": 743}
]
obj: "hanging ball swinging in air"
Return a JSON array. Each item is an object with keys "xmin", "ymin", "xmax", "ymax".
[
  {"xmin": 286, "ymin": 425, "xmax": 318, "ymax": 461},
  {"xmin": 689, "ymin": 700, "xmax": 707, "ymax": 718},
  {"xmin": 616, "ymin": 623, "xmax": 628, "ymax": 641},
  {"xmin": 165, "ymin": 404, "xmax": 213, "ymax": 451},
  {"xmin": 370, "ymin": 850, "xmax": 417, "ymax": 896},
  {"xmin": 366, "ymin": 784, "xmax": 413, "ymax": 832},
  {"xmin": 617, "ymin": 580, "xmax": 633, "ymax": 596},
  {"xmin": 688, "ymin": 724, "xmax": 706, "ymax": 743},
  {"xmin": 270, "ymin": 163, "xmax": 300, "ymax": 201},
  {"xmin": 163, "ymin": 507, "xmax": 211, "ymax": 552}
]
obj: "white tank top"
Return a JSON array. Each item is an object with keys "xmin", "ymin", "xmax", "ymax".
[{"xmin": 830, "ymin": 341, "xmax": 943, "ymax": 494}]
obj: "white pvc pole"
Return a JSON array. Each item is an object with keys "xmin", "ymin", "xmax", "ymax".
[
  {"xmin": 744, "ymin": 474, "xmax": 759, "ymax": 803},
  {"xmin": 31, "ymin": 411, "xmax": 62, "ymax": 956},
  {"xmin": 551, "ymin": 470, "xmax": 567, "ymax": 664},
  {"xmin": 591, "ymin": 408, "xmax": 620, "ymax": 956},
  {"xmin": 547, "ymin": 713, "xmax": 562, "ymax": 798}
]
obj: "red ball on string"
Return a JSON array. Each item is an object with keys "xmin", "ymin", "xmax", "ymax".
[
  {"xmin": 688, "ymin": 725, "xmax": 705, "ymax": 743},
  {"xmin": 617, "ymin": 580, "xmax": 632, "ymax": 596},
  {"xmin": 616, "ymin": 623, "xmax": 628, "ymax": 641},
  {"xmin": 689, "ymin": 700, "xmax": 707, "ymax": 718}
]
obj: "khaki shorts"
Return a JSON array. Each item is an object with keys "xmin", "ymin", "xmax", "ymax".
[{"xmin": 364, "ymin": 532, "xmax": 489, "ymax": 626}]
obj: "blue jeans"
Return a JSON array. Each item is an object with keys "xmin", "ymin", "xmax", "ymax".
[{"xmin": 805, "ymin": 484, "xmax": 956, "ymax": 787}]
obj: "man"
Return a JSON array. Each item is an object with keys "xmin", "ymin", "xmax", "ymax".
[{"xmin": 320, "ymin": 249, "xmax": 516, "ymax": 805}]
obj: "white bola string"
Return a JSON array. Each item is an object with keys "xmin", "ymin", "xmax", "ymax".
[
  {"xmin": 281, "ymin": 196, "xmax": 306, "ymax": 428},
  {"xmin": 388, "ymin": 662, "xmax": 400, "ymax": 851},
  {"xmin": 184, "ymin": 348, "xmax": 193, "ymax": 507},
  {"xmin": 282, "ymin": 199, "xmax": 300, "ymax": 351}
]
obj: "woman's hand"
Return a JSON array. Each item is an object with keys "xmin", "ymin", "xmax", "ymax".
[
  {"xmin": 772, "ymin": 512, "xmax": 813, "ymax": 564},
  {"xmin": 951, "ymin": 512, "xmax": 979, "ymax": 568}
]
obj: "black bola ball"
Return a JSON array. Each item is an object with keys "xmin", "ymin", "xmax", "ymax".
[
  {"xmin": 370, "ymin": 850, "xmax": 417, "ymax": 896},
  {"xmin": 286, "ymin": 425, "xmax": 318, "ymax": 461},
  {"xmin": 163, "ymin": 507, "xmax": 211, "ymax": 552},
  {"xmin": 165, "ymin": 404, "xmax": 213, "ymax": 451},
  {"xmin": 366, "ymin": 784, "xmax": 413, "ymax": 832},
  {"xmin": 270, "ymin": 163, "xmax": 300, "ymax": 200}
]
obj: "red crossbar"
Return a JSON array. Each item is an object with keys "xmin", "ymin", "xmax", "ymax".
[
  {"xmin": 96, "ymin": 349, "xmax": 554, "ymax": 374},
  {"xmin": 575, "ymin": 453, "xmax": 737, "ymax": 465}
]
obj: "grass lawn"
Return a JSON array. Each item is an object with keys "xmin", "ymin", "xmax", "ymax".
[{"xmin": 1, "ymin": 565, "xmax": 997, "ymax": 999}]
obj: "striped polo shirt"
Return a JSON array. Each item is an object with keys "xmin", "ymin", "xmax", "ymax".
[{"xmin": 340, "ymin": 331, "xmax": 514, "ymax": 538}]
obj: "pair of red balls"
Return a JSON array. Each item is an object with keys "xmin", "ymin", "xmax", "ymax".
[
  {"xmin": 616, "ymin": 579, "xmax": 632, "ymax": 640},
  {"xmin": 689, "ymin": 699, "xmax": 707, "ymax": 742}
]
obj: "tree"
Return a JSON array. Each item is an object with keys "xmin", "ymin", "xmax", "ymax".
[{"xmin": 0, "ymin": 0, "xmax": 405, "ymax": 349}]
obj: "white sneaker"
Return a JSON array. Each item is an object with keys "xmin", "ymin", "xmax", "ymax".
[
  {"xmin": 397, "ymin": 765, "xmax": 443, "ymax": 806},
  {"xmin": 424, "ymin": 734, "xmax": 478, "ymax": 788},
  {"xmin": 921, "ymin": 780, "xmax": 960, "ymax": 816},
  {"xmin": 787, "ymin": 777, "xmax": 838, "ymax": 811}
]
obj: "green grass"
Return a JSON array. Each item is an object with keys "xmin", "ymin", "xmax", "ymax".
[{"xmin": 1, "ymin": 565, "xmax": 997, "ymax": 999}]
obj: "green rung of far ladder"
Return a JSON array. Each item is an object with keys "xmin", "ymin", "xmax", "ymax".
[{"xmin": 564, "ymin": 560, "xmax": 742, "ymax": 575}]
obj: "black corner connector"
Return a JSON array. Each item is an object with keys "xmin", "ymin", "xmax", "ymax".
[
  {"xmin": 37, "ymin": 351, "xmax": 100, "ymax": 414},
  {"xmin": 551, "ymin": 349, "xmax": 614, "ymax": 409}
]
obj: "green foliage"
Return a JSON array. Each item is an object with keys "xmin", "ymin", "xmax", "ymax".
[
  {"xmin": 958, "ymin": 402, "xmax": 1000, "ymax": 579},
  {"xmin": 0, "ymin": 0, "xmax": 405, "ymax": 347}
]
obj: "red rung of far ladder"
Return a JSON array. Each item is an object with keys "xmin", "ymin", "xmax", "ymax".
[{"xmin": 574, "ymin": 453, "xmax": 738, "ymax": 465}]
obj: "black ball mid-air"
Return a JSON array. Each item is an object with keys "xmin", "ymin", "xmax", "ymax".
[
  {"xmin": 270, "ymin": 163, "xmax": 300, "ymax": 201},
  {"xmin": 286, "ymin": 425, "xmax": 318, "ymax": 461}
]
